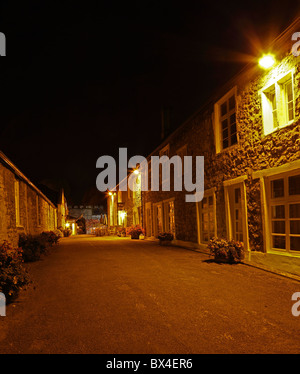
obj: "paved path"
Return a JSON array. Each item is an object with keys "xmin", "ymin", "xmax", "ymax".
[{"xmin": 1, "ymin": 235, "xmax": 300, "ymax": 354}]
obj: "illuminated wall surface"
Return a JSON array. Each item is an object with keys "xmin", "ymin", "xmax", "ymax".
[{"xmin": 0, "ymin": 157, "xmax": 58, "ymax": 247}]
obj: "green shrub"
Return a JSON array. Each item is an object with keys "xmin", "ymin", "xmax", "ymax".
[{"xmin": 0, "ymin": 241, "xmax": 30, "ymax": 302}]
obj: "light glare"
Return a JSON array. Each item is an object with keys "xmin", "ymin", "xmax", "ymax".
[{"xmin": 259, "ymin": 54, "xmax": 275, "ymax": 69}]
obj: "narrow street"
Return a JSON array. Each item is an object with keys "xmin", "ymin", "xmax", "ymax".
[{"xmin": 0, "ymin": 235, "xmax": 300, "ymax": 354}]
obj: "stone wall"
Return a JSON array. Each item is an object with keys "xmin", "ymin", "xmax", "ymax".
[{"xmin": 0, "ymin": 161, "xmax": 57, "ymax": 247}]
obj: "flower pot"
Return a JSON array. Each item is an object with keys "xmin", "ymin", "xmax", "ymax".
[
  {"xmin": 214, "ymin": 251, "xmax": 228, "ymax": 263},
  {"xmin": 139, "ymin": 235, "xmax": 145, "ymax": 240},
  {"xmin": 131, "ymin": 233, "xmax": 140, "ymax": 239}
]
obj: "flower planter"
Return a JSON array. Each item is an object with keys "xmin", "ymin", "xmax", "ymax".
[
  {"xmin": 214, "ymin": 253, "xmax": 229, "ymax": 263},
  {"xmin": 131, "ymin": 233, "xmax": 140, "ymax": 239}
]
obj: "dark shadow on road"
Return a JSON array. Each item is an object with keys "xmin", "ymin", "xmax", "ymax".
[{"xmin": 202, "ymin": 258, "xmax": 242, "ymax": 266}]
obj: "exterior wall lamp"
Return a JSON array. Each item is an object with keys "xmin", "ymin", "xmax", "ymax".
[{"xmin": 259, "ymin": 54, "xmax": 275, "ymax": 69}]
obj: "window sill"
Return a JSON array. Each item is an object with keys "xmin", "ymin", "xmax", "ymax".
[
  {"xmin": 268, "ymin": 248, "xmax": 300, "ymax": 258},
  {"xmin": 263, "ymin": 119, "xmax": 295, "ymax": 137}
]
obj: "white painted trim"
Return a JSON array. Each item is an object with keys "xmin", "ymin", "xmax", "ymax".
[
  {"xmin": 224, "ymin": 180, "xmax": 250, "ymax": 251},
  {"xmin": 223, "ymin": 175, "xmax": 247, "ymax": 187},
  {"xmin": 252, "ymin": 159, "xmax": 300, "ymax": 179},
  {"xmin": 214, "ymin": 86, "xmax": 238, "ymax": 154}
]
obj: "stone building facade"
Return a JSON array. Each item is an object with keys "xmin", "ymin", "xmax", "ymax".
[
  {"xmin": 141, "ymin": 17, "xmax": 300, "ymax": 278},
  {"xmin": 0, "ymin": 151, "xmax": 58, "ymax": 247},
  {"xmin": 106, "ymin": 17, "xmax": 300, "ymax": 278},
  {"xmin": 107, "ymin": 173, "xmax": 142, "ymax": 229}
]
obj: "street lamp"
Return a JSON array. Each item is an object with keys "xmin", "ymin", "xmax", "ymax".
[{"xmin": 258, "ymin": 54, "xmax": 275, "ymax": 69}]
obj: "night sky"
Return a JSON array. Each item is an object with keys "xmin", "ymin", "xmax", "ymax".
[{"xmin": 0, "ymin": 1, "xmax": 298, "ymax": 205}]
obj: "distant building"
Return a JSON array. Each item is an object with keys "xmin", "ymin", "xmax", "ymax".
[{"xmin": 68, "ymin": 205, "xmax": 107, "ymax": 234}]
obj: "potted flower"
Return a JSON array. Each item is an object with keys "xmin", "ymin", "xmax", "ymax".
[
  {"xmin": 127, "ymin": 225, "xmax": 145, "ymax": 239},
  {"xmin": 207, "ymin": 237, "xmax": 244, "ymax": 264},
  {"xmin": 117, "ymin": 227, "xmax": 127, "ymax": 237},
  {"xmin": 158, "ymin": 232, "xmax": 174, "ymax": 246}
]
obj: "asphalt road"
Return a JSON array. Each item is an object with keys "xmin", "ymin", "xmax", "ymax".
[{"xmin": 1, "ymin": 235, "xmax": 300, "ymax": 354}]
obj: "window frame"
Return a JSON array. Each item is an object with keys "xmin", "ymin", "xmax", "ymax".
[
  {"xmin": 198, "ymin": 188, "xmax": 217, "ymax": 244},
  {"xmin": 163, "ymin": 198, "xmax": 176, "ymax": 238},
  {"xmin": 261, "ymin": 70, "xmax": 295, "ymax": 136},
  {"xmin": 267, "ymin": 169, "xmax": 300, "ymax": 253},
  {"xmin": 214, "ymin": 86, "xmax": 238, "ymax": 153}
]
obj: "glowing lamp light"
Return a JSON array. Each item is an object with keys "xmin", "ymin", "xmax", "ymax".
[
  {"xmin": 65, "ymin": 223, "xmax": 70, "ymax": 228},
  {"xmin": 259, "ymin": 54, "xmax": 275, "ymax": 69},
  {"xmin": 120, "ymin": 211, "xmax": 126, "ymax": 220},
  {"xmin": 108, "ymin": 192, "xmax": 112, "ymax": 196},
  {"xmin": 133, "ymin": 169, "xmax": 140, "ymax": 175}
]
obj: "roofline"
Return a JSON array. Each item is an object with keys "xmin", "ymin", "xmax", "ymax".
[{"xmin": 0, "ymin": 150, "xmax": 57, "ymax": 208}]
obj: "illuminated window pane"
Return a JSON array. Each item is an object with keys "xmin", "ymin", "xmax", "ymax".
[{"xmin": 285, "ymin": 80, "xmax": 294, "ymax": 122}]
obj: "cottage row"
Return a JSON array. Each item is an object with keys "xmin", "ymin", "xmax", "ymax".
[
  {"xmin": 107, "ymin": 17, "xmax": 300, "ymax": 278},
  {"xmin": 0, "ymin": 150, "xmax": 68, "ymax": 247}
]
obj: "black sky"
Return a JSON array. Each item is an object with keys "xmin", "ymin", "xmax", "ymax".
[{"xmin": 0, "ymin": 1, "xmax": 299, "ymax": 204}]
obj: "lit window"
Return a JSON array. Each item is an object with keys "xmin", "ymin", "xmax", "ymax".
[
  {"xmin": 261, "ymin": 72, "xmax": 295, "ymax": 135},
  {"xmin": 164, "ymin": 200, "xmax": 175, "ymax": 237},
  {"xmin": 269, "ymin": 172, "xmax": 300, "ymax": 252}
]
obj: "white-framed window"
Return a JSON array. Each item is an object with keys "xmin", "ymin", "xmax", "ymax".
[
  {"xmin": 214, "ymin": 86, "xmax": 238, "ymax": 153},
  {"xmin": 153, "ymin": 202, "xmax": 163, "ymax": 237},
  {"xmin": 163, "ymin": 199, "xmax": 175, "ymax": 237},
  {"xmin": 199, "ymin": 189, "xmax": 216, "ymax": 243},
  {"xmin": 267, "ymin": 171, "xmax": 300, "ymax": 252},
  {"xmin": 261, "ymin": 70, "xmax": 295, "ymax": 135},
  {"xmin": 14, "ymin": 179, "xmax": 20, "ymax": 226}
]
